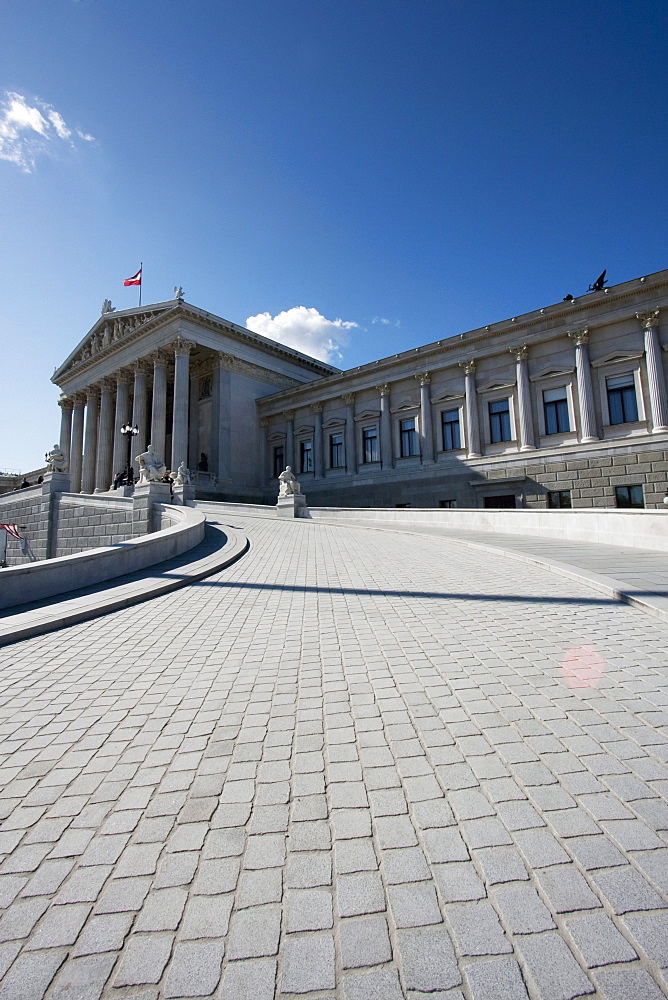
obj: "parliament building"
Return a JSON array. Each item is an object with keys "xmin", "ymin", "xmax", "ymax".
[{"xmin": 52, "ymin": 270, "xmax": 668, "ymax": 510}]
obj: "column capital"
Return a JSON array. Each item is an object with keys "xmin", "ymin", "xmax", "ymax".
[
  {"xmin": 283, "ymin": 410, "xmax": 295, "ymax": 421},
  {"xmin": 311, "ymin": 401, "xmax": 324, "ymax": 413},
  {"xmin": 172, "ymin": 335, "xmax": 195, "ymax": 356},
  {"xmin": 151, "ymin": 349, "xmax": 170, "ymax": 367},
  {"xmin": 58, "ymin": 395, "xmax": 74, "ymax": 411},
  {"xmin": 377, "ymin": 383, "xmax": 391, "ymax": 397},
  {"xmin": 459, "ymin": 359, "xmax": 477, "ymax": 375},
  {"xmin": 133, "ymin": 358, "xmax": 152, "ymax": 377},
  {"xmin": 98, "ymin": 376, "xmax": 116, "ymax": 393},
  {"xmin": 415, "ymin": 372, "xmax": 431, "ymax": 386},
  {"xmin": 115, "ymin": 368, "xmax": 133, "ymax": 385},
  {"xmin": 342, "ymin": 392, "xmax": 356, "ymax": 405},
  {"xmin": 71, "ymin": 391, "xmax": 87, "ymax": 405},
  {"xmin": 85, "ymin": 386, "xmax": 100, "ymax": 401},
  {"xmin": 568, "ymin": 327, "xmax": 589, "ymax": 347},
  {"xmin": 510, "ymin": 345, "xmax": 528, "ymax": 362},
  {"xmin": 637, "ymin": 309, "xmax": 660, "ymax": 329}
]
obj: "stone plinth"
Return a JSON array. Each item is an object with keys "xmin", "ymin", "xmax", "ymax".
[
  {"xmin": 172, "ymin": 484, "xmax": 196, "ymax": 506},
  {"xmin": 133, "ymin": 481, "xmax": 172, "ymax": 536},
  {"xmin": 276, "ymin": 494, "xmax": 310, "ymax": 518},
  {"xmin": 42, "ymin": 472, "xmax": 71, "ymax": 495}
]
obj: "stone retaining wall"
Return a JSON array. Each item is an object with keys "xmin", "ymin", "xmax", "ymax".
[{"xmin": 55, "ymin": 495, "xmax": 134, "ymax": 557}]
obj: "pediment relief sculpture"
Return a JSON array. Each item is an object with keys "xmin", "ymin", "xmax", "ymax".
[{"xmin": 66, "ymin": 310, "xmax": 161, "ymax": 372}]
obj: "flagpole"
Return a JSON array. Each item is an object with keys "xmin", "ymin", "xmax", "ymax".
[{"xmin": 139, "ymin": 261, "xmax": 143, "ymax": 308}]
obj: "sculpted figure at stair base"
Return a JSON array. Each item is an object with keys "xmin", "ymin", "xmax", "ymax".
[
  {"xmin": 45, "ymin": 444, "xmax": 68, "ymax": 474},
  {"xmin": 173, "ymin": 462, "xmax": 191, "ymax": 485},
  {"xmin": 135, "ymin": 444, "xmax": 167, "ymax": 485},
  {"xmin": 278, "ymin": 466, "xmax": 302, "ymax": 497}
]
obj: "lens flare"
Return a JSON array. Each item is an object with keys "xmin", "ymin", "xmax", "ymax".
[{"xmin": 559, "ymin": 644, "xmax": 606, "ymax": 689}]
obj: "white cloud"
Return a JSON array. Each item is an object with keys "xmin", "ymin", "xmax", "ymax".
[
  {"xmin": 372, "ymin": 316, "xmax": 401, "ymax": 327},
  {"xmin": 0, "ymin": 92, "xmax": 94, "ymax": 172},
  {"xmin": 245, "ymin": 306, "xmax": 358, "ymax": 364}
]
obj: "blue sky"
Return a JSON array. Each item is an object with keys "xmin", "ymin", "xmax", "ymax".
[{"xmin": 1, "ymin": 0, "xmax": 667, "ymax": 472}]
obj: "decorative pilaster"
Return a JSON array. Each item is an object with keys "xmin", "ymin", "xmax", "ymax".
[
  {"xmin": 95, "ymin": 377, "xmax": 115, "ymax": 492},
  {"xmin": 150, "ymin": 350, "xmax": 169, "ymax": 461},
  {"xmin": 69, "ymin": 392, "xmax": 86, "ymax": 494},
  {"xmin": 284, "ymin": 410, "xmax": 295, "ymax": 469},
  {"xmin": 460, "ymin": 361, "xmax": 481, "ymax": 457},
  {"xmin": 112, "ymin": 371, "xmax": 132, "ymax": 479},
  {"xmin": 58, "ymin": 396, "xmax": 74, "ymax": 467},
  {"xmin": 510, "ymin": 346, "xmax": 535, "ymax": 451},
  {"xmin": 311, "ymin": 402, "xmax": 324, "ymax": 478},
  {"xmin": 378, "ymin": 384, "xmax": 393, "ymax": 469},
  {"xmin": 416, "ymin": 373, "xmax": 434, "ymax": 463},
  {"xmin": 343, "ymin": 393, "xmax": 357, "ymax": 474},
  {"xmin": 132, "ymin": 360, "xmax": 150, "ymax": 459},
  {"xmin": 637, "ymin": 309, "xmax": 668, "ymax": 433},
  {"xmin": 568, "ymin": 328, "xmax": 598, "ymax": 442},
  {"xmin": 171, "ymin": 337, "xmax": 194, "ymax": 472},
  {"xmin": 81, "ymin": 387, "xmax": 99, "ymax": 493}
]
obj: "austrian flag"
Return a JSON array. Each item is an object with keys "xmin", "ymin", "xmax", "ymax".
[
  {"xmin": 123, "ymin": 268, "xmax": 142, "ymax": 287},
  {"xmin": 1, "ymin": 524, "xmax": 22, "ymax": 540}
]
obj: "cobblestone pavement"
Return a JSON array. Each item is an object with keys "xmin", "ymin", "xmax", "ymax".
[{"xmin": 0, "ymin": 515, "xmax": 667, "ymax": 1000}]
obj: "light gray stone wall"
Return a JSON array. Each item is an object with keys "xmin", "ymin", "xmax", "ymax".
[
  {"xmin": 0, "ymin": 487, "xmax": 47, "ymax": 565},
  {"xmin": 55, "ymin": 498, "xmax": 134, "ymax": 557}
]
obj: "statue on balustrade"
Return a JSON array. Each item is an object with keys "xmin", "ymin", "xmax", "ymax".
[
  {"xmin": 45, "ymin": 444, "xmax": 68, "ymax": 474},
  {"xmin": 135, "ymin": 444, "xmax": 167, "ymax": 484},
  {"xmin": 278, "ymin": 466, "xmax": 302, "ymax": 497}
]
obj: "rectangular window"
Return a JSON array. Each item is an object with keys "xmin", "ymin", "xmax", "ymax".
[
  {"xmin": 362, "ymin": 426, "xmax": 379, "ymax": 463},
  {"xmin": 272, "ymin": 445, "xmax": 284, "ymax": 479},
  {"xmin": 615, "ymin": 484, "xmax": 644, "ymax": 508},
  {"xmin": 400, "ymin": 417, "xmax": 418, "ymax": 457},
  {"xmin": 299, "ymin": 440, "xmax": 313, "ymax": 474},
  {"xmin": 607, "ymin": 373, "xmax": 638, "ymax": 424},
  {"xmin": 547, "ymin": 490, "xmax": 572, "ymax": 508},
  {"xmin": 543, "ymin": 386, "xmax": 570, "ymax": 435},
  {"xmin": 439, "ymin": 499, "xmax": 457, "ymax": 508},
  {"xmin": 441, "ymin": 409, "xmax": 461, "ymax": 451},
  {"xmin": 489, "ymin": 398, "xmax": 511, "ymax": 443},
  {"xmin": 329, "ymin": 432, "xmax": 344, "ymax": 468}
]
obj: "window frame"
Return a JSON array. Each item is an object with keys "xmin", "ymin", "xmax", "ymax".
[
  {"xmin": 488, "ymin": 397, "xmax": 512, "ymax": 444},
  {"xmin": 361, "ymin": 425, "xmax": 379, "ymax": 464},
  {"xmin": 329, "ymin": 432, "xmax": 344, "ymax": 469},
  {"xmin": 441, "ymin": 407, "xmax": 462, "ymax": 451},
  {"xmin": 543, "ymin": 386, "xmax": 571, "ymax": 435},
  {"xmin": 615, "ymin": 484, "xmax": 644, "ymax": 508},
  {"xmin": 272, "ymin": 445, "xmax": 285, "ymax": 480},
  {"xmin": 399, "ymin": 416, "xmax": 419, "ymax": 458},
  {"xmin": 547, "ymin": 489, "xmax": 572, "ymax": 509},
  {"xmin": 299, "ymin": 439, "xmax": 313, "ymax": 475},
  {"xmin": 606, "ymin": 373, "xmax": 639, "ymax": 425}
]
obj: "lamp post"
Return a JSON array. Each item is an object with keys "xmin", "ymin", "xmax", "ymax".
[{"xmin": 120, "ymin": 423, "xmax": 139, "ymax": 485}]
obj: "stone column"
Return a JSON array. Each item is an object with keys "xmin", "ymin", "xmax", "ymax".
[
  {"xmin": 95, "ymin": 378, "xmax": 115, "ymax": 492},
  {"xmin": 171, "ymin": 336, "xmax": 193, "ymax": 472},
  {"xmin": 416, "ymin": 373, "xmax": 434, "ymax": 463},
  {"xmin": 151, "ymin": 350, "xmax": 169, "ymax": 461},
  {"xmin": 510, "ymin": 346, "xmax": 536, "ymax": 451},
  {"xmin": 312, "ymin": 402, "xmax": 324, "ymax": 477},
  {"xmin": 132, "ymin": 360, "xmax": 150, "ymax": 460},
  {"xmin": 568, "ymin": 328, "xmax": 599, "ymax": 442},
  {"xmin": 188, "ymin": 368, "xmax": 200, "ymax": 470},
  {"xmin": 378, "ymin": 384, "xmax": 393, "ymax": 469},
  {"xmin": 638, "ymin": 309, "xmax": 668, "ymax": 433},
  {"xmin": 343, "ymin": 393, "xmax": 357, "ymax": 474},
  {"xmin": 112, "ymin": 371, "xmax": 132, "ymax": 478},
  {"xmin": 58, "ymin": 396, "xmax": 73, "ymax": 467},
  {"xmin": 213, "ymin": 355, "xmax": 232, "ymax": 483},
  {"xmin": 81, "ymin": 388, "xmax": 99, "ymax": 493},
  {"xmin": 284, "ymin": 410, "xmax": 295, "ymax": 469},
  {"xmin": 460, "ymin": 361, "xmax": 481, "ymax": 457},
  {"xmin": 69, "ymin": 393, "xmax": 86, "ymax": 493}
]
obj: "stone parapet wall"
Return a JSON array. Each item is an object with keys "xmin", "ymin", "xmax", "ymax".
[
  {"xmin": 55, "ymin": 495, "xmax": 134, "ymax": 557},
  {"xmin": 0, "ymin": 486, "xmax": 48, "ymax": 564}
]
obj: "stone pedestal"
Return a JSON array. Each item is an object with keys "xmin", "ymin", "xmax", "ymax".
[
  {"xmin": 42, "ymin": 472, "xmax": 72, "ymax": 559},
  {"xmin": 276, "ymin": 494, "xmax": 310, "ymax": 518},
  {"xmin": 172, "ymin": 484, "xmax": 196, "ymax": 506},
  {"xmin": 132, "ymin": 481, "xmax": 172, "ymax": 536}
]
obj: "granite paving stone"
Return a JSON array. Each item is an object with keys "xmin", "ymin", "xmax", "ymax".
[{"xmin": 1, "ymin": 515, "xmax": 668, "ymax": 999}]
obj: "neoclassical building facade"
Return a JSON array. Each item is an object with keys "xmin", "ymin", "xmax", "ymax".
[{"xmin": 53, "ymin": 270, "xmax": 668, "ymax": 508}]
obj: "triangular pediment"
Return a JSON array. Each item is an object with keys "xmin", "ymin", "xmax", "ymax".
[
  {"xmin": 478, "ymin": 380, "xmax": 515, "ymax": 392},
  {"xmin": 295, "ymin": 424, "xmax": 314, "ymax": 435},
  {"xmin": 530, "ymin": 365, "xmax": 574, "ymax": 382},
  {"xmin": 390, "ymin": 399, "xmax": 419, "ymax": 413},
  {"xmin": 353, "ymin": 408, "xmax": 381, "ymax": 422},
  {"xmin": 591, "ymin": 350, "xmax": 643, "ymax": 368},
  {"xmin": 323, "ymin": 416, "xmax": 346, "ymax": 429},
  {"xmin": 431, "ymin": 391, "xmax": 465, "ymax": 404},
  {"xmin": 52, "ymin": 300, "xmax": 179, "ymax": 382}
]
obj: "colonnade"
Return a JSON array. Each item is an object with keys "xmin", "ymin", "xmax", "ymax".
[
  {"xmin": 58, "ymin": 338, "xmax": 194, "ymax": 493},
  {"xmin": 271, "ymin": 311, "xmax": 668, "ymax": 474}
]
